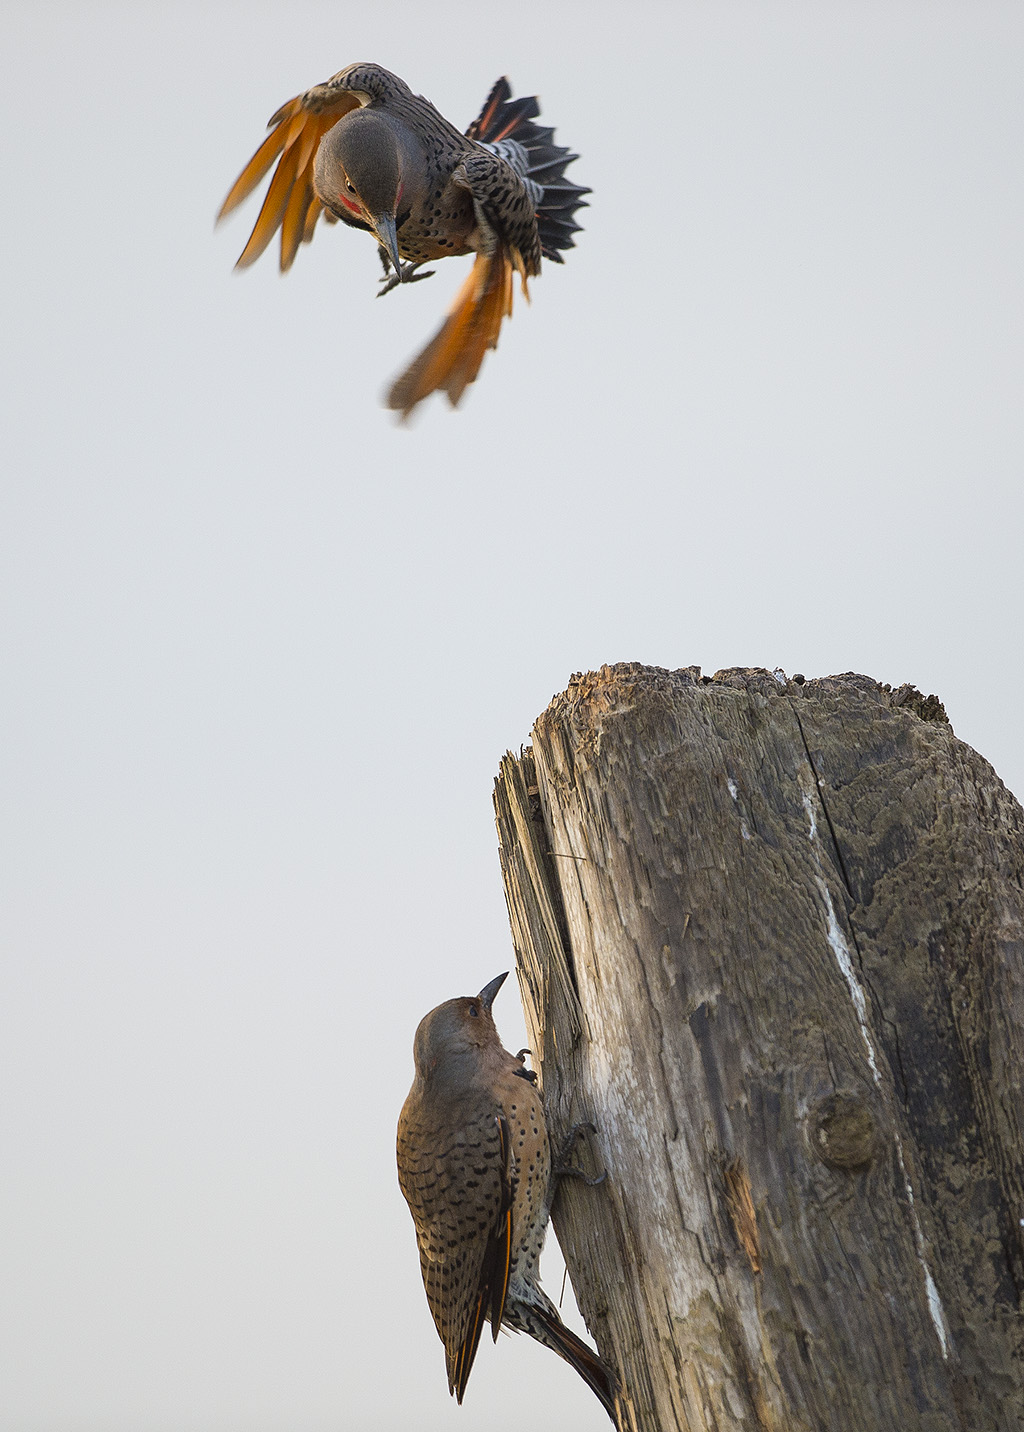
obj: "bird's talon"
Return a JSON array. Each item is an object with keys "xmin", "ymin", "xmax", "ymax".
[
  {"xmin": 512, "ymin": 1048, "xmax": 538, "ymax": 1084},
  {"xmin": 566, "ymin": 1167, "xmax": 607, "ymax": 1187},
  {"xmin": 553, "ymin": 1122, "xmax": 605, "ymax": 1184},
  {"xmin": 555, "ymin": 1163, "xmax": 606, "ymax": 1186},
  {"xmin": 377, "ymin": 263, "xmax": 435, "ymax": 297}
]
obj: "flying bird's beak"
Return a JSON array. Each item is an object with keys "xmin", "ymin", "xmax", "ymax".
[
  {"xmin": 477, "ymin": 972, "xmax": 509, "ymax": 1012},
  {"xmin": 370, "ymin": 212, "xmax": 403, "ymax": 279}
]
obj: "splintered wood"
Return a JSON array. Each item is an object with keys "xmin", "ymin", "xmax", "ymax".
[{"xmin": 494, "ymin": 664, "xmax": 1024, "ymax": 1432}]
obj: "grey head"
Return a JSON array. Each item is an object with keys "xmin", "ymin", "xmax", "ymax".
[
  {"xmin": 411, "ymin": 972, "xmax": 509, "ymax": 1081},
  {"xmin": 314, "ymin": 108, "xmax": 406, "ymax": 274}
]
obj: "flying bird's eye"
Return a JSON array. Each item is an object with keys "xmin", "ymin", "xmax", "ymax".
[{"xmin": 468, "ymin": 1004, "xmax": 479, "ymax": 1017}]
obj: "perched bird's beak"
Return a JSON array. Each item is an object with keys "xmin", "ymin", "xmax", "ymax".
[
  {"xmin": 477, "ymin": 972, "xmax": 509, "ymax": 1012},
  {"xmin": 370, "ymin": 212, "xmax": 403, "ymax": 279}
]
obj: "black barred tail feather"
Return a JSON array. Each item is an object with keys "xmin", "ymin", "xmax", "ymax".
[
  {"xmin": 504, "ymin": 1298, "xmax": 618, "ymax": 1423},
  {"xmin": 466, "ymin": 77, "xmax": 589, "ymax": 263}
]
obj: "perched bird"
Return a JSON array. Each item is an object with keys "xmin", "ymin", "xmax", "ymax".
[
  {"xmin": 218, "ymin": 63, "xmax": 589, "ymax": 416},
  {"xmin": 396, "ymin": 972, "xmax": 616, "ymax": 1419}
]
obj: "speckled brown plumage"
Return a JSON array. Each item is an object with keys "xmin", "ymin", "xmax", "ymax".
[
  {"xmin": 219, "ymin": 63, "xmax": 588, "ymax": 415},
  {"xmin": 396, "ymin": 973, "xmax": 616, "ymax": 1418}
]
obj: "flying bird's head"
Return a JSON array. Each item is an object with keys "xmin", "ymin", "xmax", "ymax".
[
  {"xmin": 314, "ymin": 109, "xmax": 405, "ymax": 277},
  {"xmin": 412, "ymin": 972, "xmax": 508, "ymax": 1080}
]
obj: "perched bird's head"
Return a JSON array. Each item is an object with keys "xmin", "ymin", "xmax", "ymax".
[
  {"xmin": 412, "ymin": 972, "xmax": 508, "ymax": 1078},
  {"xmin": 314, "ymin": 109, "xmax": 405, "ymax": 275}
]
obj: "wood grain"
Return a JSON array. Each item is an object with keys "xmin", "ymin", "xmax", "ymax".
[{"xmin": 494, "ymin": 664, "xmax": 1024, "ymax": 1432}]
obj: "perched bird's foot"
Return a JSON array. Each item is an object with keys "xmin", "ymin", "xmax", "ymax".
[
  {"xmin": 377, "ymin": 261, "xmax": 435, "ymax": 297},
  {"xmin": 554, "ymin": 1122, "xmax": 606, "ymax": 1186},
  {"xmin": 514, "ymin": 1049, "xmax": 538, "ymax": 1085}
]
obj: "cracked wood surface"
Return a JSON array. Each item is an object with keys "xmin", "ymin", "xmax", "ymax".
[{"xmin": 493, "ymin": 664, "xmax": 1024, "ymax": 1432}]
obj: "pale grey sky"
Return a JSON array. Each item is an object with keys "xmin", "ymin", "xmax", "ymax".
[{"xmin": 2, "ymin": 3, "xmax": 1023, "ymax": 1429}]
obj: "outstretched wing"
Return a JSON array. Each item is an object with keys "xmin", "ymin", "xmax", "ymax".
[
  {"xmin": 387, "ymin": 250, "xmax": 514, "ymax": 417},
  {"xmin": 217, "ymin": 66, "xmax": 374, "ymax": 272},
  {"xmin": 387, "ymin": 150, "xmax": 540, "ymax": 417}
]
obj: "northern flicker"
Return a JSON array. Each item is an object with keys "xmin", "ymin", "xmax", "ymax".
[
  {"xmin": 396, "ymin": 972, "xmax": 616, "ymax": 1420},
  {"xmin": 218, "ymin": 63, "xmax": 589, "ymax": 416}
]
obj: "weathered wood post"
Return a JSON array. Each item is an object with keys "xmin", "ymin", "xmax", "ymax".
[{"xmin": 493, "ymin": 664, "xmax": 1024, "ymax": 1432}]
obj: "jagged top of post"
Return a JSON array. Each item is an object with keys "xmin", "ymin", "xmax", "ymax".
[{"xmin": 538, "ymin": 664, "xmax": 950, "ymax": 734}]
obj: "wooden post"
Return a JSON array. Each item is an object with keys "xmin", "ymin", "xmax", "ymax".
[{"xmin": 493, "ymin": 664, "xmax": 1024, "ymax": 1432}]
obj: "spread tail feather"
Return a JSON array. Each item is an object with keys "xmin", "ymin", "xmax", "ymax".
[
  {"xmin": 466, "ymin": 78, "xmax": 589, "ymax": 263},
  {"xmin": 386, "ymin": 251, "xmax": 515, "ymax": 417}
]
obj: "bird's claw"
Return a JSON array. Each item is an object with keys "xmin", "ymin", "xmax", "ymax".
[
  {"xmin": 514, "ymin": 1050, "xmax": 537, "ymax": 1085},
  {"xmin": 553, "ymin": 1122, "xmax": 607, "ymax": 1186},
  {"xmin": 377, "ymin": 262, "xmax": 435, "ymax": 297}
]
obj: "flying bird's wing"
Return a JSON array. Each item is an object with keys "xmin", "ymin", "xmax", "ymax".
[
  {"xmin": 219, "ymin": 66, "xmax": 588, "ymax": 416},
  {"xmin": 217, "ymin": 66, "xmax": 374, "ymax": 272},
  {"xmin": 387, "ymin": 251, "xmax": 513, "ymax": 417},
  {"xmin": 386, "ymin": 151, "xmax": 540, "ymax": 416}
]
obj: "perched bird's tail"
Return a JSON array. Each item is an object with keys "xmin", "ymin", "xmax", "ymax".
[
  {"xmin": 386, "ymin": 250, "xmax": 514, "ymax": 417},
  {"xmin": 504, "ymin": 1297, "xmax": 618, "ymax": 1423},
  {"xmin": 466, "ymin": 78, "xmax": 590, "ymax": 263}
]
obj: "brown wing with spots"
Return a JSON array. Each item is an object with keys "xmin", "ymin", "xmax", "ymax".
[
  {"xmin": 217, "ymin": 64, "xmax": 386, "ymax": 272},
  {"xmin": 396, "ymin": 1101, "xmax": 514, "ymax": 1402}
]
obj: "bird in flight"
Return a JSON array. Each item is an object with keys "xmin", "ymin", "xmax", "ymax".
[{"xmin": 219, "ymin": 63, "xmax": 588, "ymax": 416}]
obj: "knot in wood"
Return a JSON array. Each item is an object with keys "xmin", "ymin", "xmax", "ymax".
[{"xmin": 810, "ymin": 1094, "xmax": 879, "ymax": 1171}]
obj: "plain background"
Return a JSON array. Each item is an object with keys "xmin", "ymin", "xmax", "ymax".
[{"xmin": 2, "ymin": 3, "xmax": 1022, "ymax": 1429}]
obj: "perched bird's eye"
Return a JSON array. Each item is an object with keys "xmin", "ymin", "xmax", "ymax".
[
  {"xmin": 468, "ymin": 1004, "xmax": 479, "ymax": 1017},
  {"xmin": 345, "ymin": 180, "xmax": 356, "ymax": 194}
]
